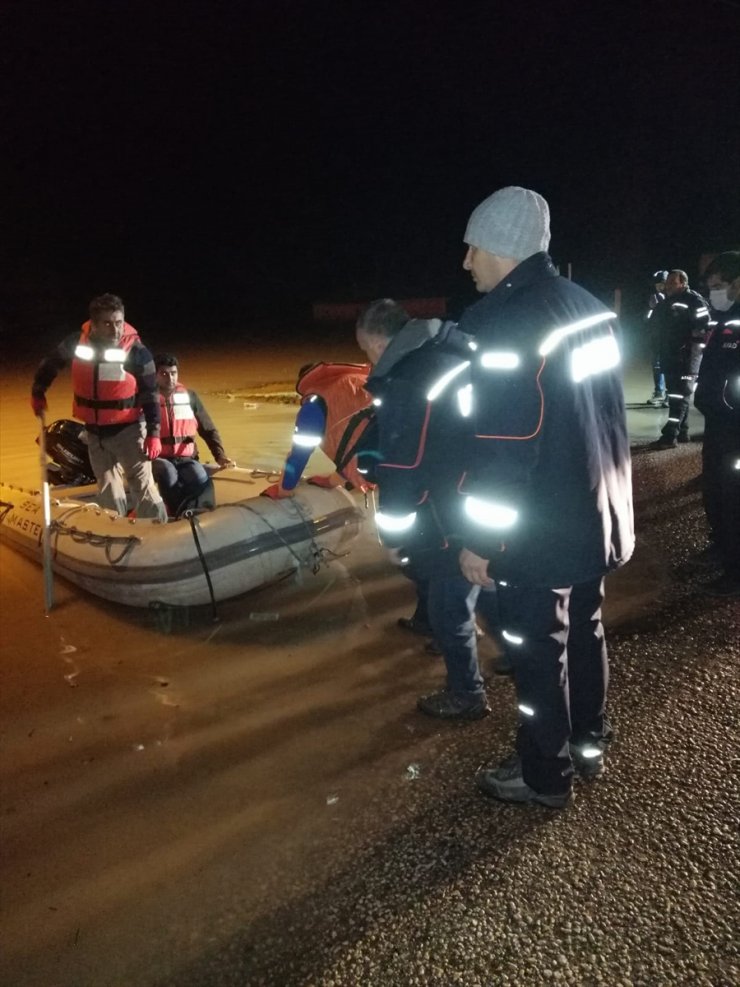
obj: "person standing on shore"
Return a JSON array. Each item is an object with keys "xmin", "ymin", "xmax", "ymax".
[
  {"xmin": 31, "ymin": 293, "xmax": 166, "ymax": 520},
  {"xmin": 357, "ymin": 299, "xmax": 492, "ymax": 721},
  {"xmin": 453, "ymin": 186, "xmax": 634, "ymax": 808},
  {"xmin": 691, "ymin": 251, "xmax": 740, "ymax": 598},
  {"xmin": 650, "ymin": 270, "xmax": 711, "ymax": 449}
]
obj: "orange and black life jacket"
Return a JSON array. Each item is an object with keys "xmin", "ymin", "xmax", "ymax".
[
  {"xmin": 71, "ymin": 321, "xmax": 141, "ymax": 427},
  {"xmin": 159, "ymin": 384, "xmax": 198, "ymax": 458}
]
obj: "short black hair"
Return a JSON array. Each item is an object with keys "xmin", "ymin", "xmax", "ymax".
[
  {"xmin": 154, "ymin": 353, "xmax": 179, "ymax": 368},
  {"xmin": 705, "ymin": 251, "xmax": 740, "ymax": 283},
  {"xmin": 89, "ymin": 293, "xmax": 124, "ymax": 318},
  {"xmin": 356, "ymin": 298, "xmax": 409, "ymax": 338}
]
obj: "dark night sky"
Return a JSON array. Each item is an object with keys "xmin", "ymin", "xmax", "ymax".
[{"xmin": 1, "ymin": 0, "xmax": 739, "ymax": 342}]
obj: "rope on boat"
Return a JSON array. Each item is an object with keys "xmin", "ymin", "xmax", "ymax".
[
  {"xmin": 234, "ymin": 498, "xmax": 324, "ymax": 574},
  {"xmin": 47, "ymin": 518, "xmax": 143, "ymax": 565},
  {"xmin": 183, "ymin": 509, "xmax": 219, "ymax": 622}
]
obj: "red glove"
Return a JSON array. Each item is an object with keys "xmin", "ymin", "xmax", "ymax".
[
  {"xmin": 260, "ymin": 483, "xmax": 294, "ymax": 500},
  {"xmin": 306, "ymin": 475, "xmax": 338, "ymax": 489},
  {"xmin": 144, "ymin": 436, "xmax": 162, "ymax": 460},
  {"xmin": 31, "ymin": 394, "xmax": 47, "ymax": 417}
]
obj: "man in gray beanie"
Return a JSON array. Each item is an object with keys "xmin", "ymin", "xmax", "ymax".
[{"xmin": 454, "ymin": 186, "xmax": 634, "ymax": 808}]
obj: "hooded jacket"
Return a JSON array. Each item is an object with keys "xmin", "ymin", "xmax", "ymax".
[
  {"xmin": 364, "ymin": 318, "xmax": 475, "ymax": 569},
  {"xmin": 457, "ymin": 252, "xmax": 634, "ymax": 588}
]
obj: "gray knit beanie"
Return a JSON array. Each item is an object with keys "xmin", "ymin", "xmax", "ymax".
[{"xmin": 464, "ymin": 186, "xmax": 551, "ymax": 260}]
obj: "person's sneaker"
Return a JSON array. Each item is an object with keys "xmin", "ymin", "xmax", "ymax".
[
  {"xmin": 476, "ymin": 754, "xmax": 571, "ymax": 808},
  {"xmin": 569, "ymin": 742, "xmax": 606, "ymax": 779},
  {"xmin": 686, "ymin": 544, "xmax": 722, "ymax": 570},
  {"xmin": 677, "ymin": 431, "xmax": 691, "ymax": 444},
  {"xmin": 397, "ymin": 616, "xmax": 433, "ymax": 637},
  {"xmin": 647, "ymin": 391, "xmax": 667, "ymax": 406},
  {"xmin": 417, "ymin": 690, "xmax": 491, "ymax": 721},
  {"xmin": 701, "ymin": 575, "xmax": 740, "ymax": 599},
  {"xmin": 649, "ymin": 437, "xmax": 677, "ymax": 450}
]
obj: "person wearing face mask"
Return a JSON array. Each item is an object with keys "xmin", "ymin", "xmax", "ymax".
[
  {"xmin": 30, "ymin": 293, "xmax": 167, "ymax": 520},
  {"xmin": 649, "ymin": 270, "xmax": 711, "ymax": 449},
  {"xmin": 691, "ymin": 251, "xmax": 740, "ymax": 598}
]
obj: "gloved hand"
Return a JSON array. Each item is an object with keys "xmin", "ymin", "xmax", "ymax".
[
  {"xmin": 144, "ymin": 436, "xmax": 162, "ymax": 460},
  {"xmin": 260, "ymin": 483, "xmax": 294, "ymax": 500},
  {"xmin": 31, "ymin": 394, "xmax": 48, "ymax": 417},
  {"xmin": 306, "ymin": 474, "xmax": 339, "ymax": 489}
]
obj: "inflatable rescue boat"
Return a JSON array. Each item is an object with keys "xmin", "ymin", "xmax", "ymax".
[{"xmin": 0, "ymin": 466, "xmax": 364, "ymax": 610}]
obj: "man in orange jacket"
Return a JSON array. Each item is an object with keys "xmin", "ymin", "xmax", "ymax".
[{"xmin": 262, "ymin": 361, "xmax": 374, "ymax": 499}]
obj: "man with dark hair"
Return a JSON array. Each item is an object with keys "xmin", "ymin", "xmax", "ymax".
[
  {"xmin": 357, "ymin": 299, "xmax": 494, "ymax": 720},
  {"xmin": 692, "ymin": 251, "xmax": 740, "ymax": 597},
  {"xmin": 650, "ymin": 269, "xmax": 711, "ymax": 449},
  {"xmin": 31, "ymin": 293, "xmax": 166, "ymax": 520},
  {"xmin": 153, "ymin": 354, "xmax": 234, "ymax": 515},
  {"xmin": 455, "ymin": 186, "xmax": 634, "ymax": 807}
]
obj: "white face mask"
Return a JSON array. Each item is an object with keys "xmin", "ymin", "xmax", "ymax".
[{"xmin": 709, "ymin": 287, "xmax": 733, "ymax": 312}]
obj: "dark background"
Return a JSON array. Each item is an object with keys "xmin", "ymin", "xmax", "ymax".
[{"xmin": 2, "ymin": 0, "xmax": 739, "ymax": 352}]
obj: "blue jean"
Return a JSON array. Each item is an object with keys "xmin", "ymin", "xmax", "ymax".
[
  {"xmin": 152, "ymin": 457, "xmax": 209, "ymax": 515},
  {"xmin": 427, "ymin": 572, "xmax": 484, "ymax": 699}
]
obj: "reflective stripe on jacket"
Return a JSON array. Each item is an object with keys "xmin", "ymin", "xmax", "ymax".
[
  {"xmin": 71, "ymin": 321, "xmax": 141, "ymax": 426},
  {"xmin": 159, "ymin": 384, "xmax": 199, "ymax": 457},
  {"xmin": 296, "ymin": 363, "xmax": 372, "ymax": 489}
]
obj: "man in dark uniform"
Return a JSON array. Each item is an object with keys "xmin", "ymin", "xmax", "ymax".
[
  {"xmin": 650, "ymin": 270, "xmax": 711, "ymax": 449},
  {"xmin": 646, "ymin": 270, "xmax": 668, "ymax": 406},
  {"xmin": 356, "ymin": 299, "xmax": 493, "ymax": 721},
  {"xmin": 692, "ymin": 252, "xmax": 740, "ymax": 598},
  {"xmin": 453, "ymin": 186, "xmax": 634, "ymax": 808}
]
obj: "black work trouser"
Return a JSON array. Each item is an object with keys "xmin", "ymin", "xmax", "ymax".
[
  {"xmin": 702, "ymin": 420, "xmax": 739, "ymax": 551},
  {"xmin": 497, "ymin": 577, "xmax": 609, "ymax": 795},
  {"xmin": 661, "ymin": 373, "xmax": 693, "ymax": 440}
]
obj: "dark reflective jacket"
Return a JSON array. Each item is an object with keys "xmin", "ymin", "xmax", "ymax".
[
  {"xmin": 363, "ymin": 318, "xmax": 474, "ymax": 575},
  {"xmin": 458, "ymin": 252, "xmax": 634, "ymax": 588}
]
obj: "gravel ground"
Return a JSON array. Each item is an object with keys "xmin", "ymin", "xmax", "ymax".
[{"xmin": 156, "ymin": 443, "xmax": 739, "ymax": 987}]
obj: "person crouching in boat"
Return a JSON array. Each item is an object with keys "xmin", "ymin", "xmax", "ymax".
[
  {"xmin": 261, "ymin": 360, "xmax": 375, "ymax": 499},
  {"xmin": 30, "ymin": 293, "xmax": 167, "ymax": 521},
  {"xmin": 153, "ymin": 353, "xmax": 235, "ymax": 516}
]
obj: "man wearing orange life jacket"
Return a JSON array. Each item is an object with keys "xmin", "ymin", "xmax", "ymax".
[
  {"xmin": 153, "ymin": 353, "xmax": 235, "ymax": 515},
  {"xmin": 261, "ymin": 361, "xmax": 375, "ymax": 499},
  {"xmin": 31, "ymin": 293, "xmax": 166, "ymax": 520}
]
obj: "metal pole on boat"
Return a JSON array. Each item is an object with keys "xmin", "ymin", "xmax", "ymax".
[{"xmin": 38, "ymin": 413, "xmax": 54, "ymax": 614}]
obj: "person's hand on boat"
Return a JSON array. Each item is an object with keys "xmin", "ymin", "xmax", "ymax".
[
  {"xmin": 144, "ymin": 436, "xmax": 162, "ymax": 460},
  {"xmin": 261, "ymin": 483, "xmax": 294, "ymax": 499},
  {"xmin": 30, "ymin": 394, "xmax": 47, "ymax": 417},
  {"xmin": 306, "ymin": 474, "xmax": 341, "ymax": 489},
  {"xmin": 216, "ymin": 455, "xmax": 236, "ymax": 469}
]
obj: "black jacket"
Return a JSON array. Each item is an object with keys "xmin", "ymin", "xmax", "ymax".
[
  {"xmin": 457, "ymin": 252, "xmax": 634, "ymax": 588},
  {"xmin": 694, "ymin": 305, "xmax": 740, "ymax": 432},
  {"xmin": 652, "ymin": 288, "xmax": 710, "ymax": 379},
  {"xmin": 363, "ymin": 318, "xmax": 474, "ymax": 573}
]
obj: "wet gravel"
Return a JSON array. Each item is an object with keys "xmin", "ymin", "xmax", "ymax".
[{"xmin": 159, "ymin": 443, "xmax": 739, "ymax": 987}]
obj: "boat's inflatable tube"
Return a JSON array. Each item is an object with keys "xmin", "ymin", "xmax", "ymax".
[{"xmin": 0, "ymin": 470, "xmax": 364, "ymax": 608}]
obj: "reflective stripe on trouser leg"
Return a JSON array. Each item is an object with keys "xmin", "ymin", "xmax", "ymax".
[
  {"xmin": 427, "ymin": 572, "xmax": 483, "ymax": 698},
  {"xmin": 496, "ymin": 583, "xmax": 573, "ymax": 795},
  {"xmin": 565, "ymin": 577, "xmax": 609, "ymax": 745}
]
